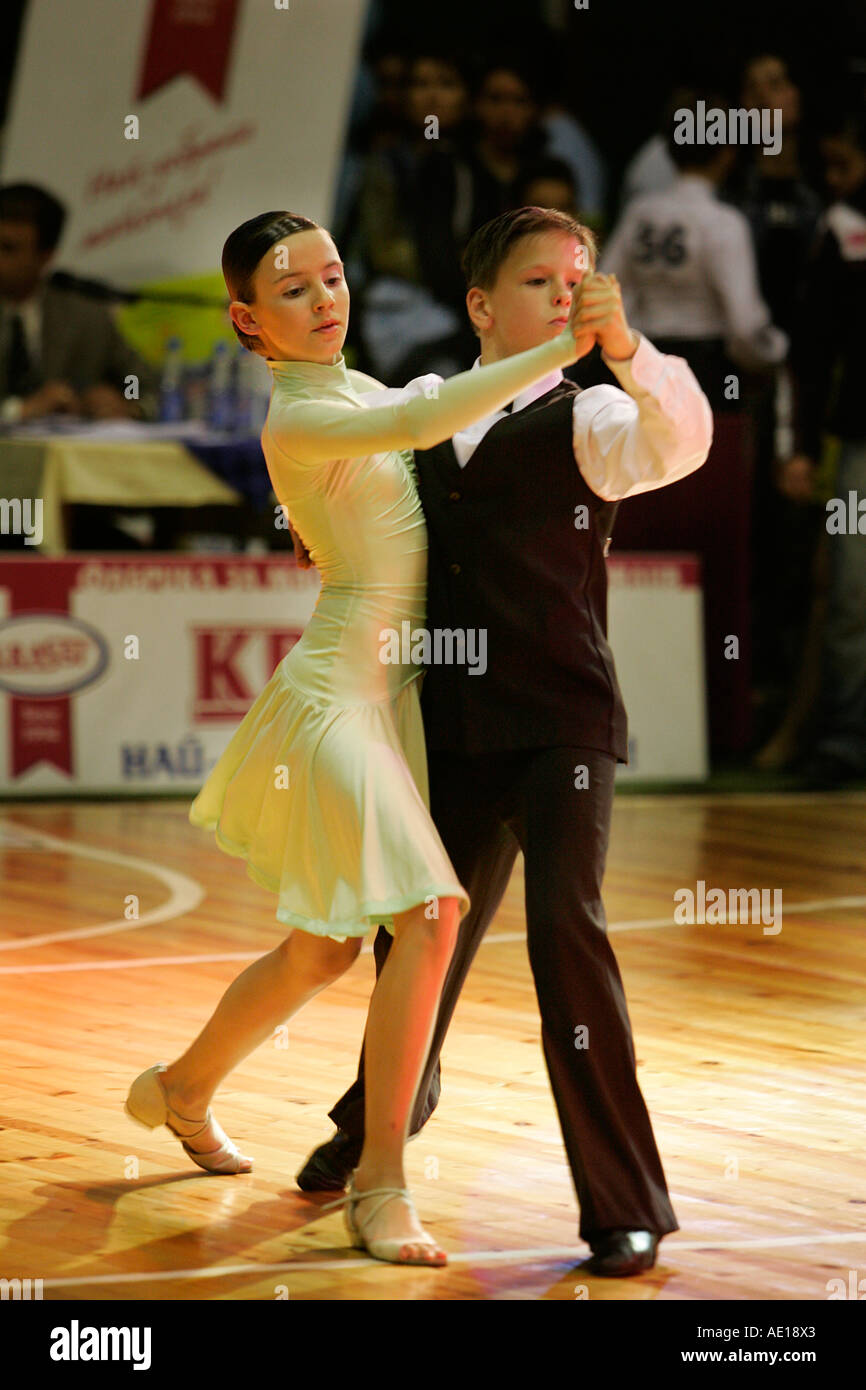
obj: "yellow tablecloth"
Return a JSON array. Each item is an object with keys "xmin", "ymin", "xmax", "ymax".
[{"xmin": 0, "ymin": 437, "xmax": 243, "ymax": 553}]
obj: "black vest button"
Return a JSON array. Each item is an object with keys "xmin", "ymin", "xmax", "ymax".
[
  {"xmin": 449, "ymin": 490, "xmax": 461, "ymax": 501},
  {"xmin": 449, "ymin": 562, "xmax": 461, "ymax": 575}
]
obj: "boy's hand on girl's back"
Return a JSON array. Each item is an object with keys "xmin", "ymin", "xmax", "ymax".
[{"xmin": 287, "ymin": 517, "xmax": 313, "ymax": 568}]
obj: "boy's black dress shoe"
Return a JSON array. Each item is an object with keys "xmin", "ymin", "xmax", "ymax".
[
  {"xmin": 578, "ymin": 1230, "xmax": 660, "ymax": 1277},
  {"xmin": 296, "ymin": 1130, "xmax": 363, "ymax": 1192}
]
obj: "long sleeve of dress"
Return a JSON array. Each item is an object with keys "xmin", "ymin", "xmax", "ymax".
[{"xmin": 266, "ymin": 333, "xmax": 578, "ymax": 465}]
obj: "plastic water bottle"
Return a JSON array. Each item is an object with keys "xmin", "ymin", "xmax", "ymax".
[
  {"xmin": 159, "ymin": 336, "xmax": 185, "ymax": 422},
  {"xmin": 234, "ymin": 344, "xmax": 270, "ymax": 433},
  {"xmin": 207, "ymin": 341, "xmax": 234, "ymax": 431},
  {"xmin": 233, "ymin": 344, "xmax": 253, "ymax": 432}
]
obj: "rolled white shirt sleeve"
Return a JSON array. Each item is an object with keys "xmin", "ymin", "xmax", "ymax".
[{"xmin": 572, "ymin": 332, "xmax": 714, "ymax": 500}]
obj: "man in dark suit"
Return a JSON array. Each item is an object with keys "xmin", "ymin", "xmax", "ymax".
[
  {"xmin": 0, "ymin": 183, "xmax": 158, "ymax": 424},
  {"xmin": 0, "ymin": 182, "xmax": 159, "ymax": 549},
  {"xmin": 291, "ymin": 207, "xmax": 712, "ymax": 1276}
]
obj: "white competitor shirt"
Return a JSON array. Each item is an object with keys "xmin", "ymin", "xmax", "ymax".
[{"xmin": 600, "ymin": 173, "xmax": 788, "ymax": 370}]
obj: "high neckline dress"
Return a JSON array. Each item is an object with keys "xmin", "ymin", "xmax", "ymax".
[{"xmin": 187, "ymin": 352, "xmax": 471, "ymax": 941}]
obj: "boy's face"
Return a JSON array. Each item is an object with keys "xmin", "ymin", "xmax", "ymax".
[{"xmin": 468, "ymin": 230, "xmax": 587, "ymax": 359}]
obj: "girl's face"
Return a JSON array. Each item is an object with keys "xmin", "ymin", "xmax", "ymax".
[{"xmin": 231, "ymin": 227, "xmax": 349, "ymax": 363}]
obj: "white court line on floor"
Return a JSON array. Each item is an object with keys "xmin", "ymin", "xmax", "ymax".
[
  {"xmin": 1, "ymin": 817, "xmax": 864, "ymax": 971},
  {"xmin": 26, "ymin": 1230, "xmax": 866, "ymax": 1290},
  {"xmin": 1, "ymin": 893, "xmax": 865, "ymax": 975},
  {"xmin": 0, "ymin": 820, "xmax": 204, "ymax": 951}
]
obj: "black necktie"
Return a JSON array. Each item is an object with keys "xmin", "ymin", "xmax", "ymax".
[{"xmin": 5, "ymin": 312, "xmax": 33, "ymax": 397}]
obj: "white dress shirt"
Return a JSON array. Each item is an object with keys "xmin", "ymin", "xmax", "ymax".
[
  {"xmin": 363, "ymin": 332, "xmax": 713, "ymax": 502},
  {"xmin": 600, "ymin": 173, "xmax": 788, "ymax": 370}
]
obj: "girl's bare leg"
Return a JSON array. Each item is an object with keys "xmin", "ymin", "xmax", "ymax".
[
  {"xmin": 159, "ymin": 931, "xmax": 363, "ymax": 1130},
  {"xmin": 350, "ymin": 896, "xmax": 460, "ymax": 1260}
]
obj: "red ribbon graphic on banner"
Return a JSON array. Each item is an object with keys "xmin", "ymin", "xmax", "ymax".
[
  {"xmin": 1, "ymin": 561, "xmax": 79, "ymax": 778},
  {"xmin": 136, "ymin": 0, "xmax": 241, "ymax": 103}
]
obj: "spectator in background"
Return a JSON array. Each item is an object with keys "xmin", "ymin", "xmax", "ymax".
[
  {"xmin": 350, "ymin": 47, "xmax": 479, "ymax": 382},
  {"xmin": 600, "ymin": 90, "xmax": 788, "ymax": 411},
  {"xmin": 332, "ymin": 28, "xmax": 410, "ymax": 254},
  {"xmin": 515, "ymin": 156, "xmax": 580, "ymax": 215},
  {"xmin": 466, "ymin": 59, "xmax": 547, "ymax": 226},
  {"xmin": 617, "ymin": 86, "xmax": 688, "ymax": 210},
  {"xmin": 723, "ymin": 54, "xmax": 823, "ymax": 337},
  {"xmin": 347, "ymin": 51, "xmax": 593, "ymax": 385},
  {"xmin": 786, "ymin": 107, "xmax": 866, "ymax": 787},
  {"xmin": 721, "ymin": 56, "xmax": 824, "ymax": 723},
  {"xmin": 537, "ymin": 100, "xmax": 607, "ymax": 227},
  {"xmin": 0, "ymin": 182, "xmax": 158, "ymax": 425}
]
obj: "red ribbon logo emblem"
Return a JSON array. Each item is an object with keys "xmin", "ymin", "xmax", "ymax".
[{"xmin": 136, "ymin": 0, "xmax": 241, "ymax": 103}]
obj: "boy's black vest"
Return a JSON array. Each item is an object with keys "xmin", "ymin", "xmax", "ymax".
[{"xmin": 415, "ymin": 378, "xmax": 628, "ymax": 762}]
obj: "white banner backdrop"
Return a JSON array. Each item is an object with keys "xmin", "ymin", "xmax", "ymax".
[
  {"xmin": 0, "ymin": 0, "xmax": 367, "ymax": 283},
  {"xmin": 0, "ymin": 553, "xmax": 706, "ymax": 796}
]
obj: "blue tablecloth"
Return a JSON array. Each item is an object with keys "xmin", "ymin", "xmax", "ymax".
[{"xmin": 183, "ymin": 435, "xmax": 272, "ymax": 511}]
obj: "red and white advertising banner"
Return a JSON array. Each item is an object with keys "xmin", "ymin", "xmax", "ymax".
[
  {"xmin": 0, "ymin": 553, "xmax": 706, "ymax": 796},
  {"xmin": 0, "ymin": 0, "xmax": 367, "ymax": 284}
]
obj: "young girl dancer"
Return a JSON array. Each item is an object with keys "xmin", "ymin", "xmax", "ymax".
[{"xmin": 125, "ymin": 211, "xmax": 590, "ymax": 1266}]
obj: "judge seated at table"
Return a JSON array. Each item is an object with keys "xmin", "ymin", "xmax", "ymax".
[{"xmin": 0, "ymin": 182, "xmax": 158, "ymax": 426}]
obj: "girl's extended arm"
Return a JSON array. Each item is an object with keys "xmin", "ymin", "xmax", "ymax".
[{"xmin": 267, "ymin": 329, "xmax": 580, "ymax": 465}]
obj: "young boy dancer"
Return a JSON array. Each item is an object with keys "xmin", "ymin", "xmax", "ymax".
[{"xmin": 294, "ymin": 207, "xmax": 713, "ymax": 1276}]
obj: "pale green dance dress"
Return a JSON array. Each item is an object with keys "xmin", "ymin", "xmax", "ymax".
[{"xmin": 188, "ymin": 332, "xmax": 576, "ymax": 940}]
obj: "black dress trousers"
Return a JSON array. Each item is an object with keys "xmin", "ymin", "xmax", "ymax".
[{"xmin": 329, "ymin": 744, "xmax": 679, "ymax": 1241}]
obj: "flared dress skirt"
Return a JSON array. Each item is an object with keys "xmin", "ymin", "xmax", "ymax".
[{"xmin": 188, "ymin": 657, "xmax": 470, "ymax": 941}]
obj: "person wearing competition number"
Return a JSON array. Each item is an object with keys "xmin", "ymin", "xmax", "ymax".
[{"xmin": 124, "ymin": 211, "xmax": 596, "ymax": 1269}]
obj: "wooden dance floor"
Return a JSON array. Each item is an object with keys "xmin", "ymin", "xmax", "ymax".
[{"xmin": 1, "ymin": 790, "xmax": 864, "ymax": 1302}]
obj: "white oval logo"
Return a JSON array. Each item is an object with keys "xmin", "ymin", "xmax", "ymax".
[{"xmin": 0, "ymin": 614, "xmax": 109, "ymax": 697}]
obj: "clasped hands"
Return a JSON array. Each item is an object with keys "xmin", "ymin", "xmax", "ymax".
[{"xmin": 565, "ymin": 272, "xmax": 639, "ymax": 362}]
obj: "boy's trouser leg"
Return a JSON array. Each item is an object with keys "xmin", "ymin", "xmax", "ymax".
[
  {"xmin": 512, "ymin": 745, "xmax": 679, "ymax": 1241},
  {"xmin": 328, "ymin": 750, "xmax": 520, "ymax": 1139}
]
